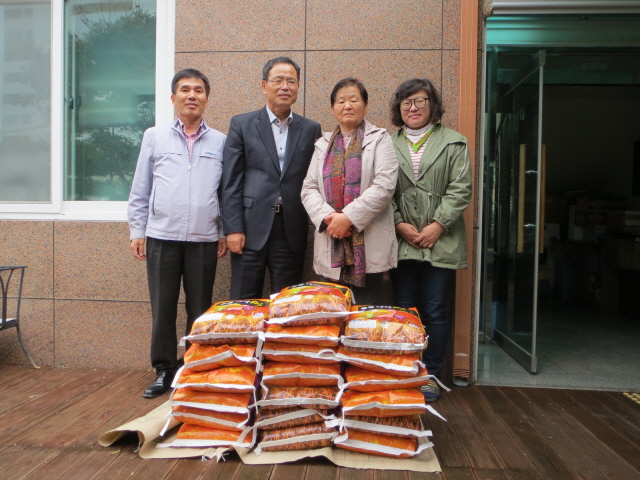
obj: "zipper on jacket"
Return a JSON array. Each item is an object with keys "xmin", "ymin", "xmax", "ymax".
[
  {"xmin": 187, "ymin": 148, "xmax": 193, "ymax": 237},
  {"xmin": 151, "ymin": 185, "xmax": 156, "ymax": 216}
]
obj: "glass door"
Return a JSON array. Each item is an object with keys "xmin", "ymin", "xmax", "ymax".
[{"xmin": 481, "ymin": 50, "xmax": 545, "ymax": 373}]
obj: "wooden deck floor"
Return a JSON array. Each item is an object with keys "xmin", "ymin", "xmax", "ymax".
[{"xmin": 1, "ymin": 365, "xmax": 639, "ymax": 480}]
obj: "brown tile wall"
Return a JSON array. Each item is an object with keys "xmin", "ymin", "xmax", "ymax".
[
  {"xmin": 179, "ymin": 0, "xmax": 461, "ymax": 134},
  {"xmin": 0, "ymin": 220, "xmax": 309, "ymax": 368},
  {"xmin": 0, "ymin": 0, "xmax": 462, "ymax": 369}
]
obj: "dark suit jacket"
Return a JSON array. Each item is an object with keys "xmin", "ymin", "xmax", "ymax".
[{"xmin": 222, "ymin": 107, "xmax": 322, "ymax": 253}]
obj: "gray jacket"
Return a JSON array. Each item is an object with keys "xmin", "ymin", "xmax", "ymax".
[{"xmin": 128, "ymin": 119, "xmax": 226, "ymax": 242}]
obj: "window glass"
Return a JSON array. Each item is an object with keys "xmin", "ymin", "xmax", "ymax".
[
  {"xmin": 64, "ymin": 0, "xmax": 156, "ymax": 201},
  {"xmin": 0, "ymin": 2, "xmax": 51, "ymax": 203}
]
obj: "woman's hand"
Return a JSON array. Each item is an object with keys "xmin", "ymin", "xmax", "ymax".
[
  {"xmin": 395, "ymin": 222, "xmax": 420, "ymax": 247},
  {"xmin": 325, "ymin": 212, "xmax": 353, "ymax": 239},
  {"xmin": 414, "ymin": 222, "xmax": 444, "ymax": 249}
]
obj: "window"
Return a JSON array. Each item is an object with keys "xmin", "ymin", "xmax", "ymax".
[
  {"xmin": 64, "ymin": 0, "xmax": 156, "ymax": 201},
  {"xmin": 0, "ymin": 2, "xmax": 51, "ymax": 203},
  {"xmin": 0, "ymin": 0, "xmax": 173, "ymax": 217}
]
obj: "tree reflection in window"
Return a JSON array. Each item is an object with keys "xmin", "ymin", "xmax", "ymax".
[{"xmin": 65, "ymin": 2, "xmax": 156, "ymax": 201}]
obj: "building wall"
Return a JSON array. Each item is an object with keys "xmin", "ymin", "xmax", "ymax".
[
  {"xmin": 0, "ymin": 0, "xmax": 465, "ymax": 369},
  {"xmin": 177, "ymin": 0, "xmax": 462, "ymax": 134}
]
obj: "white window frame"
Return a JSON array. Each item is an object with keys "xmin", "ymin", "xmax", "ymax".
[{"xmin": 0, "ymin": 0, "xmax": 175, "ymax": 221}]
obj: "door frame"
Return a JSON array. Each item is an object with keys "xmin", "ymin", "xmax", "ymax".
[{"xmin": 471, "ymin": 7, "xmax": 640, "ymax": 383}]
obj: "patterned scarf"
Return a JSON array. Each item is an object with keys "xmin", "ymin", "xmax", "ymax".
[{"xmin": 322, "ymin": 122, "xmax": 366, "ymax": 287}]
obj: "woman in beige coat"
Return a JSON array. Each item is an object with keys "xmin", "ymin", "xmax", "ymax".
[{"xmin": 301, "ymin": 77, "xmax": 398, "ymax": 303}]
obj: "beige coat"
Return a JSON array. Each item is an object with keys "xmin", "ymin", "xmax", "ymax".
[{"xmin": 301, "ymin": 120, "xmax": 398, "ymax": 280}]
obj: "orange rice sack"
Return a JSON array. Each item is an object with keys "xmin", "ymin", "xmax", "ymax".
[
  {"xmin": 170, "ymin": 405, "xmax": 250, "ymax": 432},
  {"xmin": 330, "ymin": 415, "xmax": 432, "ymax": 439},
  {"xmin": 166, "ymin": 424, "xmax": 254, "ymax": 448},
  {"xmin": 334, "ymin": 428, "xmax": 433, "ymax": 458},
  {"xmin": 184, "ymin": 300, "xmax": 269, "ymax": 345},
  {"xmin": 341, "ymin": 389, "xmax": 426, "ymax": 417},
  {"xmin": 336, "ymin": 346, "xmax": 424, "ymax": 376},
  {"xmin": 183, "ymin": 344, "xmax": 257, "ymax": 372},
  {"xmin": 256, "ymin": 385, "xmax": 341, "ymax": 410},
  {"xmin": 268, "ymin": 315, "xmax": 343, "ymax": 327},
  {"xmin": 308, "ymin": 281, "xmax": 353, "ymax": 303},
  {"xmin": 341, "ymin": 306, "xmax": 426, "ymax": 355},
  {"xmin": 264, "ymin": 324, "xmax": 341, "ymax": 346},
  {"xmin": 261, "ymin": 342, "xmax": 339, "ymax": 364},
  {"xmin": 171, "ymin": 388, "xmax": 252, "ymax": 415},
  {"xmin": 344, "ymin": 365, "xmax": 432, "ymax": 392},
  {"xmin": 255, "ymin": 422, "xmax": 338, "ymax": 454},
  {"xmin": 262, "ymin": 362, "xmax": 343, "ymax": 387},
  {"xmin": 269, "ymin": 283, "xmax": 351, "ymax": 325},
  {"xmin": 254, "ymin": 407, "xmax": 336, "ymax": 430},
  {"xmin": 174, "ymin": 365, "xmax": 256, "ymax": 394}
]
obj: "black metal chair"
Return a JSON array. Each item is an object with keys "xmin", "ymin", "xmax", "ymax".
[{"xmin": 0, "ymin": 266, "xmax": 38, "ymax": 368}]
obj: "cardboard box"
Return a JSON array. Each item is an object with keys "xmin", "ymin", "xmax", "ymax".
[
  {"xmin": 604, "ymin": 238, "xmax": 635, "ymax": 270},
  {"xmin": 609, "ymin": 211, "xmax": 640, "ymax": 228},
  {"xmin": 568, "ymin": 206, "xmax": 584, "ymax": 241},
  {"xmin": 544, "ymin": 193, "xmax": 568, "ymax": 224},
  {"xmin": 634, "ymin": 242, "xmax": 640, "ymax": 271},
  {"xmin": 574, "ymin": 197, "xmax": 626, "ymax": 212},
  {"xmin": 574, "ymin": 210, "xmax": 608, "ymax": 226}
]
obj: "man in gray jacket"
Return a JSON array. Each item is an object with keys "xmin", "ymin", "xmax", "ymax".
[{"xmin": 128, "ymin": 68, "xmax": 227, "ymax": 398}]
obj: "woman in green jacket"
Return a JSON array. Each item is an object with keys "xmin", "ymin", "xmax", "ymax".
[{"xmin": 389, "ymin": 78, "xmax": 472, "ymax": 401}]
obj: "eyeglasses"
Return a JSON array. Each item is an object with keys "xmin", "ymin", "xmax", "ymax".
[
  {"xmin": 267, "ymin": 77, "xmax": 299, "ymax": 87},
  {"xmin": 400, "ymin": 97, "xmax": 429, "ymax": 111}
]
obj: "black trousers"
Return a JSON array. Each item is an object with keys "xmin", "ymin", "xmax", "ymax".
[
  {"xmin": 146, "ymin": 237, "xmax": 219, "ymax": 371},
  {"xmin": 390, "ymin": 260, "xmax": 455, "ymax": 379},
  {"xmin": 230, "ymin": 212, "xmax": 305, "ymax": 299}
]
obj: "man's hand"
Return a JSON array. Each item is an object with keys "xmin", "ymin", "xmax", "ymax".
[
  {"xmin": 130, "ymin": 238, "xmax": 146, "ymax": 260},
  {"xmin": 325, "ymin": 212, "xmax": 353, "ymax": 239},
  {"xmin": 227, "ymin": 232, "xmax": 245, "ymax": 254},
  {"xmin": 414, "ymin": 222, "xmax": 444, "ymax": 249},
  {"xmin": 217, "ymin": 238, "xmax": 228, "ymax": 258},
  {"xmin": 395, "ymin": 222, "xmax": 420, "ymax": 247}
]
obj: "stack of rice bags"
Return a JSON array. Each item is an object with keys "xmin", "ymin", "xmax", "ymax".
[
  {"xmin": 332, "ymin": 305, "xmax": 437, "ymax": 458},
  {"xmin": 159, "ymin": 300, "xmax": 269, "ymax": 449},
  {"xmin": 253, "ymin": 282, "xmax": 352, "ymax": 454}
]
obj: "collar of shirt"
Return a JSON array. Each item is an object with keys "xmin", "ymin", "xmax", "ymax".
[
  {"xmin": 177, "ymin": 117, "xmax": 205, "ymax": 158},
  {"xmin": 177, "ymin": 117, "xmax": 205, "ymax": 138},
  {"xmin": 266, "ymin": 106, "xmax": 293, "ymax": 127}
]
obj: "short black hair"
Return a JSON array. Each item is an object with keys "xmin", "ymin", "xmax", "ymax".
[
  {"xmin": 390, "ymin": 78, "xmax": 444, "ymax": 127},
  {"xmin": 330, "ymin": 77, "xmax": 369, "ymax": 106},
  {"xmin": 171, "ymin": 68, "xmax": 211, "ymax": 97},
  {"xmin": 262, "ymin": 57, "xmax": 301, "ymax": 81}
]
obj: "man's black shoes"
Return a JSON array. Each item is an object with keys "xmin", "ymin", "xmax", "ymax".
[{"xmin": 143, "ymin": 369, "xmax": 174, "ymax": 399}]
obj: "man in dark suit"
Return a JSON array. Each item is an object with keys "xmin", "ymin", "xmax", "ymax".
[{"xmin": 222, "ymin": 57, "xmax": 322, "ymax": 299}]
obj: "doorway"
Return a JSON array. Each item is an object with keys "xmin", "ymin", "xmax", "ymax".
[{"xmin": 478, "ymin": 16, "xmax": 640, "ymax": 390}]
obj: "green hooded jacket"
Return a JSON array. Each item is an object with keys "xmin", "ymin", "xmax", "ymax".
[{"xmin": 391, "ymin": 123, "xmax": 472, "ymax": 269}]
